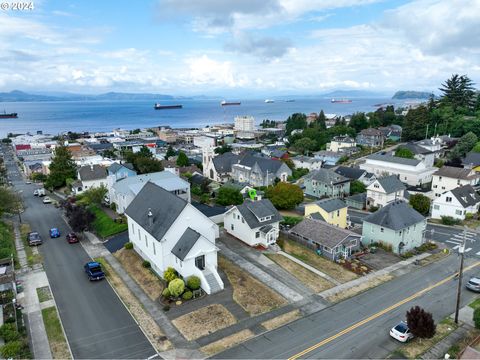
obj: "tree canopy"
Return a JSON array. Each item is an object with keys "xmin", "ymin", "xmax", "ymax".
[
  {"xmin": 439, "ymin": 74, "xmax": 476, "ymax": 112},
  {"xmin": 285, "ymin": 113, "xmax": 307, "ymax": 135},
  {"xmin": 350, "ymin": 180, "xmax": 366, "ymax": 195},
  {"xmin": 176, "ymin": 151, "xmax": 190, "ymax": 167},
  {"xmin": 406, "ymin": 306, "xmax": 436, "ymax": 339},
  {"xmin": 265, "ymin": 182, "xmax": 303, "ymax": 210},
  {"xmin": 449, "ymin": 131, "xmax": 478, "ymax": 160},
  {"xmin": 0, "ymin": 187, "xmax": 22, "ymax": 217},
  {"xmin": 409, "ymin": 194, "xmax": 430, "ymax": 216},
  {"xmin": 216, "ymin": 186, "xmax": 243, "ymax": 206},
  {"xmin": 395, "ymin": 147, "xmax": 415, "ymax": 159},
  {"xmin": 123, "ymin": 148, "xmax": 163, "ymax": 174},
  {"xmin": 214, "ymin": 144, "xmax": 232, "ymax": 155},
  {"xmin": 45, "ymin": 144, "xmax": 77, "ymax": 189}
]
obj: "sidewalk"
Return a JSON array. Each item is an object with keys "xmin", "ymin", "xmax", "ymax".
[
  {"xmin": 12, "ymin": 221, "xmax": 53, "ymax": 359},
  {"xmin": 421, "ymin": 322, "xmax": 472, "ymax": 359}
]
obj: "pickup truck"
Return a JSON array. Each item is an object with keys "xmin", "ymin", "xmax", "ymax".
[{"xmin": 84, "ymin": 262, "xmax": 105, "ymax": 281}]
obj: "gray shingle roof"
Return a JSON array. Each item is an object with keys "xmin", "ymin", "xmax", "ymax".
[
  {"xmin": 346, "ymin": 192, "xmax": 367, "ymax": 203},
  {"xmin": 451, "ymin": 185, "xmax": 480, "ymax": 208},
  {"xmin": 259, "ymin": 225, "xmax": 273, "ymax": 233},
  {"xmin": 125, "ymin": 182, "xmax": 188, "ymax": 240},
  {"xmin": 367, "ymin": 154, "xmax": 420, "ymax": 166},
  {"xmin": 360, "ymin": 128, "xmax": 384, "ymax": 136},
  {"xmin": 305, "ymin": 168, "xmax": 350, "ymax": 184},
  {"xmin": 212, "ymin": 152, "xmax": 241, "ymax": 173},
  {"xmin": 78, "ymin": 165, "xmax": 107, "ymax": 182},
  {"xmin": 334, "ymin": 166, "xmax": 366, "ymax": 180},
  {"xmin": 237, "ymin": 154, "xmax": 284, "ymax": 173},
  {"xmin": 377, "ymin": 175, "xmax": 406, "ymax": 193},
  {"xmin": 171, "ymin": 228, "xmax": 201, "ymax": 261},
  {"xmin": 235, "ymin": 199, "xmax": 282, "ymax": 229},
  {"xmin": 363, "ymin": 200, "xmax": 425, "ymax": 231},
  {"xmin": 309, "ymin": 212, "xmax": 326, "ymax": 221},
  {"xmin": 108, "ymin": 162, "xmax": 135, "ymax": 174},
  {"xmin": 314, "ymin": 198, "xmax": 347, "ymax": 213},
  {"xmin": 434, "ymin": 166, "xmax": 479, "ymax": 180},
  {"xmin": 290, "ymin": 218, "xmax": 360, "ymax": 249},
  {"xmin": 400, "ymin": 142, "xmax": 432, "ymax": 155}
]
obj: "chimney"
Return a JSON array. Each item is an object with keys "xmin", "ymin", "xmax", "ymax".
[{"xmin": 147, "ymin": 208, "xmax": 153, "ymax": 226}]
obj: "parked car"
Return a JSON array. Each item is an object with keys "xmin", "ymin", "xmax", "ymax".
[
  {"xmin": 466, "ymin": 276, "xmax": 480, "ymax": 292},
  {"xmin": 25, "ymin": 180, "xmax": 31, "ymax": 184},
  {"xmin": 42, "ymin": 196, "xmax": 52, "ymax": 204},
  {"xmin": 84, "ymin": 262, "xmax": 105, "ymax": 281},
  {"xmin": 33, "ymin": 189, "xmax": 39, "ymax": 196},
  {"xmin": 27, "ymin": 232, "xmax": 42, "ymax": 246},
  {"xmin": 49, "ymin": 228, "xmax": 60, "ymax": 238},
  {"xmin": 390, "ymin": 321, "xmax": 413, "ymax": 342},
  {"xmin": 37, "ymin": 188, "xmax": 46, "ymax": 197},
  {"xmin": 66, "ymin": 232, "xmax": 79, "ymax": 244}
]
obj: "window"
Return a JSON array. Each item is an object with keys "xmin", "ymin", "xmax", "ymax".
[
  {"xmin": 145, "ymin": 235, "xmax": 148, "ymax": 248},
  {"xmin": 336, "ymin": 210, "xmax": 340, "ymax": 217},
  {"xmin": 255, "ymin": 232, "xmax": 260, "ymax": 238},
  {"xmin": 433, "ymin": 204, "xmax": 440, "ymax": 210},
  {"xmin": 439, "ymin": 176, "xmax": 442, "ymax": 181},
  {"xmin": 380, "ymin": 227, "xmax": 384, "ymax": 233},
  {"xmin": 153, "ymin": 242, "xmax": 156, "ymax": 255},
  {"xmin": 131, "ymin": 223, "xmax": 135, "ymax": 234},
  {"xmin": 242, "ymin": 217, "xmax": 244, "ymax": 223},
  {"xmin": 446, "ymin": 197, "xmax": 452, "ymax": 203},
  {"xmin": 433, "ymin": 185, "xmax": 437, "ymax": 189},
  {"xmin": 455, "ymin": 209, "xmax": 462, "ymax": 215},
  {"xmin": 231, "ymin": 224, "xmax": 234, "ymax": 231},
  {"xmin": 138, "ymin": 229, "xmax": 141, "ymax": 241},
  {"xmin": 374, "ymin": 184, "xmax": 379, "ymax": 189}
]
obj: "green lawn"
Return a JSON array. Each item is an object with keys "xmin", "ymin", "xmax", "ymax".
[
  {"xmin": 90, "ymin": 205, "xmax": 127, "ymax": 238},
  {"xmin": 0, "ymin": 221, "xmax": 18, "ymax": 268},
  {"xmin": 20, "ymin": 223, "xmax": 43, "ymax": 266},
  {"xmin": 469, "ymin": 298, "xmax": 480, "ymax": 309},
  {"xmin": 41, "ymin": 306, "xmax": 71, "ymax": 359}
]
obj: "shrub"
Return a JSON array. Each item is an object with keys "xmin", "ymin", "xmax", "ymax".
[
  {"xmin": 0, "ymin": 340, "xmax": 29, "ymax": 359},
  {"xmin": 369, "ymin": 206, "xmax": 379, "ymax": 212},
  {"xmin": 0, "ymin": 323, "xmax": 19, "ymax": 342},
  {"xmin": 441, "ymin": 216, "xmax": 461, "ymax": 226},
  {"xmin": 162, "ymin": 288, "xmax": 171, "ymax": 298},
  {"xmin": 168, "ymin": 278, "xmax": 185, "ymax": 297},
  {"xmin": 142, "ymin": 260, "xmax": 151, "ymax": 268},
  {"xmin": 163, "ymin": 305, "xmax": 170, "ymax": 312},
  {"xmin": 110, "ymin": 202, "xmax": 117, "ymax": 211},
  {"xmin": 163, "ymin": 267, "xmax": 178, "ymax": 283},
  {"xmin": 474, "ymin": 307, "xmax": 480, "ymax": 329},
  {"xmin": 281, "ymin": 216, "xmax": 303, "ymax": 227},
  {"xmin": 406, "ymin": 306, "xmax": 436, "ymax": 338},
  {"xmin": 182, "ymin": 291, "xmax": 193, "ymax": 300},
  {"xmin": 186, "ymin": 276, "xmax": 201, "ymax": 290},
  {"xmin": 465, "ymin": 213, "xmax": 475, "ymax": 220},
  {"xmin": 124, "ymin": 242, "xmax": 133, "ymax": 250}
]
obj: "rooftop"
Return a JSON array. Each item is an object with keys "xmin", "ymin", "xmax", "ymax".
[
  {"xmin": 363, "ymin": 200, "xmax": 425, "ymax": 231},
  {"xmin": 367, "ymin": 154, "xmax": 421, "ymax": 166},
  {"xmin": 313, "ymin": 198, "xmax": 347, "ymax": 213},
  {"xmin": 434, "ymin": 166, "xmax": 479, "ymax": 180}
]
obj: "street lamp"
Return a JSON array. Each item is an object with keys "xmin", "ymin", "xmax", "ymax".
[{"xmin": 452, "ymin": 227, "xmax": 476, "ymax": 324}]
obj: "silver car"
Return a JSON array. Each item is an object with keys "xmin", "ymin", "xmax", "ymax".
[{"xmin": 466, "ymin": 277, "xmax": 480, "ymax": 292}]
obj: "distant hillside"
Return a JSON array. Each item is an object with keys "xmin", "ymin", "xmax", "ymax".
[
  {"xmin": 321, "ymin": 90, "xmax": 387, "ymax": 98},
  {"xmin": 392, "ymin": 91, "xmax": 433, "ymax": 100},
  {"xmin": 0, "ymin": 90, "xmax": 184, "ymax": 102}
]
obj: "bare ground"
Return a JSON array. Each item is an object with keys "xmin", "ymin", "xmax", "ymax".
[
  {"xmin": 171, "ymin": 304, "xmax": 237, "ymax": 341},
  {"xmin": 218, "ymin": 256, "xmax": 287, "ymax": 316},
  {"xmin": 326, "ymin": 274, "xmax": 394, "ymax": 303},
  {"xmin": 266, "ymin": 254, "xmax": 334, "ymax": 292},
  {"xmin": 200, "ymin": 329, "xmax": 254, "ymax": 356},
  {"xmin": 114, "ymin": 248, "xmax": 164, "ymax": 301},
  {"xmin": 261, "ymin": 310, "xmax": 302, "ymax": 331}
]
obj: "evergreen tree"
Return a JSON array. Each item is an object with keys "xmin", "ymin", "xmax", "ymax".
[
  {"xmin": 165, "ymin": 146, "xmax": 176, "ymax": 160},
  {"xmin": 449, "ymin": 131, "xmax": 478, "ymax": 160},
  {"xmin": 349, "ymin": 112, "xmax": 369, "ymax": 133},
  {"xmin": 176, "ymin": 151, "xmax": 189, "ymax": 167},
  {"xmin": 285, "ymin": 113, "xmax": 307, "ymax": 135},
  {"xmin": 439, "ymin": 74, "xmax": 476, "ymax": 112},
  {"xmin": 402, "ymin": 105, "xmax": 431, "ymax": 141},
  {"xmin": 406, "ymin": 306, "xmax": 436, "ymax": 339},
  {"xmin": 45, "ymin": 144, "xmax": 77, "ymax": 189}
]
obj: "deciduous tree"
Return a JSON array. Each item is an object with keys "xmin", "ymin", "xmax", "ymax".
[
  {"xmin": 216, "ymin": 186, "xmax": 243, "ymax": 206},
  {"xmin": 265, "ymin": 182, "xmax": 303, "ymax": 210},
  {"xmin": 409, "ymin": 194, "xmax": 431, "ymax": 216}
]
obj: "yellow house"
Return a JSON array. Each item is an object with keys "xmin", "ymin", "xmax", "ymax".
[{"xmin": 304, "ymin": 198, "xmax": 348, "ymax": 228}]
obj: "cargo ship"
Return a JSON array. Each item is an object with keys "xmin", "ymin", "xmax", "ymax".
[
  {"xmin": 0, "ymin": 111, "xmax": 18, "ymax": 118},
  {"xmin": 221, "ymin": 100, "xmax": 241, "ymax": 106},
  {"xmin": 331, "ymin": 98, "xmax": 352, "ymax": 103},
  {"xmin": 154, "ymin": 103, "xmax": 182, "ymax": 110},
  {"xmin": 264, "ymin": 99, "xmax": 275, "ymax": 103}
]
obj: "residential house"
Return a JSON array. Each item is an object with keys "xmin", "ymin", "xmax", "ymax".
[
  {"xmin": 107, "ymin": 162, "xmax": 137, "ymax": 181},
  {"xmin": 346, "ymin": 192, "xmax": 366, "ymax": 210},
  {"xmin": 360, "ymin": 154, "xmax": 437, "ymax": 186},
  {"xmin": 125, "ymin": 182, "xmax": 223, "ymax": 294},
  {"xmin": 416, "ymin": 137, "xmax": 442, "ymax": 154},
  {"xmin": 462, "ymin": 152, "xmax": 480, "ymax": 172},
  {"xmin": 110, "ymin": 171, "xmax": 191, "ymax": 214},
  {"xmin": 231, "ymin": 153, "xmax": 291, "ymax": 187},
  {"xmin": 397, "ymin": 142, "xmax": 435, "ymax": 167},
  {"xmin": 304, "ymin": 198, "xmax": 348, "ymax": 228},
  {"xmin": 366, "ymin": 175, "xmax": 406, "ymax": 209},
  {"xmin": 202, "ymin": 149, "xmax": 240, "ymax": 183},
  {"xmin": 224, "ymin": 199, "xmax": 282, "ymax": 248},
  {"xmin": 270, "ymin": 149, "xmax": 289, "ymax": 160},
  {"xmin": 431, "ymin": 185, "xmax": 480, "ymax": 220},
  {"xmin": 334, "ymin": 166, "xmax": 376, "ymax": 186},
  {"xmin": 289, "ymin": 218, "xmax": 361, "ymax": 260},
  {"xmin": 291, "ymin": 156, "xmax": 323, "ymax": 171},
  {"xmin": 73, "ymin": 164, "xmax": 108, "ymax": 195},
  {"xmin": 312, "ymin": 151, "xmax": 343, "ymax": 167},
  {"xmin": 304, "ymin": 169, "xmax": 350, "ymax": 198},
  {"xmin": 356, "ymin": 128, "xmax": 385, "ymax": 147},
  {"xmin": 378, "ymin": 125, "xmax": 402, "ymax": 142},
  {"xmin": 326, "ymin": 135, "xmax": 357, "ymax": 153},
  {"xmin": 362, "ymin": 200, "xmax": 426, "ymax": 254},
  {"xmin": 431, "ymin": 166, "xmax": 480, "ymax": 198}
]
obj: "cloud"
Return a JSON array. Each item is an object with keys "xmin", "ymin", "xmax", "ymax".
[
  {"xmin": 184, "ymin": 55, "xmax": 246, "ymax": 87},
  {"xmin": 226, "ymin": 33, "xmax": 293, "ymax": 59}
]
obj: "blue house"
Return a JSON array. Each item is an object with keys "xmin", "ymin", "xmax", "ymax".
[
  {"xmin": 313, "ymin": 151, "xmax": 343, "ymax": 167},
  {"xmin": 107, "ymin": 162, "xmax": 137, "ymax": 182}
]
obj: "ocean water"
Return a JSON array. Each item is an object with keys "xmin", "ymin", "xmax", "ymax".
[{"xmin": 0, "ymin": 97, "xmax": 403, "ymax": 137}]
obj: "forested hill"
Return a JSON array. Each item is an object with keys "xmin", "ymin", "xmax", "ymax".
[{"xmin": 392, "ymin": 91, "xmax": 433, "ymax": 99}]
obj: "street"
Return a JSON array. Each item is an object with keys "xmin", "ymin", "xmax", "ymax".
[
  {"xmin": 216, "ymin": 254, "xmax": 479, "ymax": 359},
  {"xmin": 1, "ymin": 145, "xmax": 156, "ymax": 359}
]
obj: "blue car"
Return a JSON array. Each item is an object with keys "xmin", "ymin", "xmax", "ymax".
[{"xmin": 49, "ymin": 228, "xmax": 60, "ymax": 238}]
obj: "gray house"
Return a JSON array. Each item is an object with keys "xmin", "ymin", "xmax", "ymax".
[
  {"xmin": 304, "ymin": 169, "xmax": 350, "ymax": 198},
  {"xmin": 231, "ymin": 154, "xmax": 292, "ymax": 187},
  {"xmin": 290, "ymin": 218, "xmax": 361, "ymax": 260},
  {"xmin": 356, "ymin": 128, "xmax": 385, "ymax": 147},
  {"xmin": 362, "ymin": 200, "xmax": 426, "ymax": 254}
]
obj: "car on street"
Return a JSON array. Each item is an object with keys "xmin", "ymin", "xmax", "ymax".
[
  {"xmin": 84, "ymin": 262, "xmax": 105, "ymax": 281},
  {"xmin": 27, "ymin": 232, "xmax": 43, "ymax": 246},
  {"xmin": 390, "ymin": 321, "xmax": 413, "ymax": 342},
  {"xmin": 466, "ymin": 276, "xmax": 480, "ymax": 292},
  {"xmin": 66, "ymin": 232, "xmax": 79, "ymax": 244},
  {"xmin": 49, "ymin": 228, "xmax": 60, "ymax": 238},
  {"xmin": 42, "ymin": 196, "xmax": 52, "ymax": 204},
  {"xmin": 33, "ymin": 189, "xmax": 39, "ymax": 196},
  {"xmin": 25, "ymin": 180, "xmax": 31, "ymax": 184}
]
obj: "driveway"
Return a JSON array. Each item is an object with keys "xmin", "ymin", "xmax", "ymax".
[{"xmin": 104, "ymin": 231, "xmax": 129, "ymax": 253}]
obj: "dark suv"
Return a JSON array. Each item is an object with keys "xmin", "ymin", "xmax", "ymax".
[{"xmin": 27, "ymin": 232, "xmax": 43, "ymax": 246}]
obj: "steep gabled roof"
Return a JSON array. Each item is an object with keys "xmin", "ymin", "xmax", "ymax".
[
  {"xmin": 237, "ymin": 154, "xmax": 285, "ymax": 173},
  {"xmin": 314, "ymin": 198, "xmax": 347, "ymax": 213},
  {"xmin": 305, "ymin": 168, "xmax": 350, "ymax": 184},
  {"xmin": 125, "ymin": 182, "xmax": 188, "ymax": 240},
  {"xmin": 462, "ymin": 152, "xmax": 480, "ymax": 167},
  {"xmin": 450, "ymin": 185, "xmax": 480, "ymax": 208},
  {"xmin": 376, "ymin": 175, "xmax": 406, "ymax": 193},
  {"xmin": 434, "ymin": 166, "xmax": 479, "ymax": 180},
  {"xmin": 212, "ymin": 152, "xmax": 240, "ymax": 173},
  {"xmin": 171, "ymin": 228, "xmax": 201, "ymax": 261},
  {"xmin": 235, "ymin": 199, "xmax": 282, "ymax": 229},
  {"xmin": 78, "ymin": 165, "xmax": 107, "ymax": 182},
  {"xmin": 363, "ymin": 200, "xmax": 424, "ymax": 231},
  {"xmin": 400, "ymin": 142, "xmax": 432, "ymax": 155},
  {"xmin": 334, "ymin": 166, "xmax": 366, "ymax": 180}
]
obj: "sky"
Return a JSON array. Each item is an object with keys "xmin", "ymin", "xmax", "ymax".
[{"xmin": 0, "ymin": 0, "xmax": 479, "ymax": 96}]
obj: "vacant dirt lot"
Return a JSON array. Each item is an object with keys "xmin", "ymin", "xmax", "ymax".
[
  {"xmin": 172, "ymin": 304, "xmax": 237, "ymax": 341},
  {"xmin": 114, "ymin": 248, "xmax": 164, "ymax": 301},
  {"xmin": 218, "ymin": 256, "xmax": 287, "ymax": 316}
]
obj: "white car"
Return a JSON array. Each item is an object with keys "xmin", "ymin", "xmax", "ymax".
[
  {"xmin": 42, "ymin": 196, "xmax": 52, "ymax": 204},
  {"xmin": 390, "ymin": 321, "xmax": 413, "ymax": 342}
]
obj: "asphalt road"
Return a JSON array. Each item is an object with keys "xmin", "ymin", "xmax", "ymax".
[
  {"xmin": 1, "ymin": 145, "xmax": 156, "ymax": 359},
  {"xmin": 349, "ymin": 208, "xmax": 480, "ymax": 256},
  {"xmin": 216, "ymin": 254, "xmax": 479, "ymax": 359}
]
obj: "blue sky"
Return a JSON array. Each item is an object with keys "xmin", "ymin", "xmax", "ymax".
[{"xmin": 0, "ymin": 0, "xmax": 479, "ymax": 95}]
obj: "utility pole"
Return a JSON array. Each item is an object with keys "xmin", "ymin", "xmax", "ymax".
[
  {"xmin": 453, "ymin": 227, "xmax": 476, "ymax": 324},
  {"xmin": 425, "ymin": 124, "xmax": 429, "ymax": 139}
]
